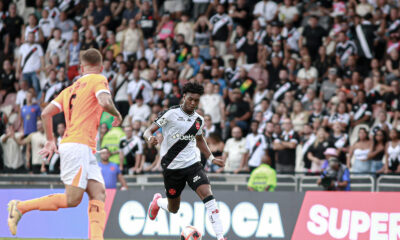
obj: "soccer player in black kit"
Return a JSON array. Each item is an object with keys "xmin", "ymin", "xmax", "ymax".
[{"xmin": 144, "ymin": 82, "xmax": 227, "ymax": 240}]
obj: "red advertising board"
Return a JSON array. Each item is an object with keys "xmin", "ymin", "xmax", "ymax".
[{"xmin": 292, "ymin": 192, "xmax": 400, "ymax": 240}]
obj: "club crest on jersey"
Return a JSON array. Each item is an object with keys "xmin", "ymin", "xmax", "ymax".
[{"xmin": 195, "ymin": 120, "xmax": 200, "ymax": 130}]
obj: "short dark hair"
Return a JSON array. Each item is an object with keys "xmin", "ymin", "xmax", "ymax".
[
  {"xmin": 182, "ymin": 82, "xmax": 204, "ymax": 95},
  {"xmin": 81, "ymin": 48, "xmax": 102, "ymax": 65}
]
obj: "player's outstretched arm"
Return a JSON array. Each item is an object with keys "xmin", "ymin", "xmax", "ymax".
[
  {"xmin": 143, "ymin": 123, "xmax": 160, "ymax": 145},
  {"xmin": 196, "ymin": 134, "xmax": 225, "ymax": 167},
  {"xmin": 97, "ymin": 92, "xmax": 123, "ymax": 126}
]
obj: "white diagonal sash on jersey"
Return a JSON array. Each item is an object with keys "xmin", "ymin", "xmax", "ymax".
[
  {"xmin": 122, "ymin": 138, "xmax": 139, "ymax": 156},
  {"xmin": 21, "ymin": 46, "xmax": 38, "ymax": 71},
  {"xmin": 236, "ymin": 36, "xmax": 246, "ymax": 50},
  {"xmin": 356, "ymin": 24, "xmax": 373, "ymax": 59},
  {"xmin": 302, "ymin": 134, "xmax": 316, "ymax": 157},
  {"xmin": 334, "ymin": 134, "xmax": 347, "ymax": 149},
  {"xmin": 161, "ymin": 117, "xmax": 202, "ymax": 169},
  {"xmin": 248, "ymin": 136, "xmax": 263, "ymax": 160},
  {"xmin": 273, "ymin": 82, "xmax": 291, "ymax": 100},
  {"xmin": 212, "ymin": 16, "xmax": 228, "ymax": 36},
  {"xmin": 354, "ymin": 103, "xmax": 368, "ymax": 121}
]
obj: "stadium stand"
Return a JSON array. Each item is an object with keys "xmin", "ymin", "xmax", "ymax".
[{"xmin": 0, "ymin": 0, "xmax": 400, "ymax": 192}]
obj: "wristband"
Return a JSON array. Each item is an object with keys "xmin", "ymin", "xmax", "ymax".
[{"xmin": 207, "ymin": 154, "xmax": 215, "ymax": 164}]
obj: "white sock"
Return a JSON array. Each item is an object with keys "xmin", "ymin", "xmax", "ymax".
[
  {"xmin": 204, "ymin": 198, "xmax": 224, "ymax": 240},
  {"xmin": 157, "ymin": 198, "xmax": 169, "ymax": 212}
]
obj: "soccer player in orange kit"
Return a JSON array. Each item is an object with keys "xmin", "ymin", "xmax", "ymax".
[{"xmin": 7, "ymin": 48, "xmax": 123, "ymax": 240}]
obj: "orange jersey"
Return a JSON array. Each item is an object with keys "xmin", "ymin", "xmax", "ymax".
[{"xmin": 52, "ymin": 74, "xmax": 110, "ymax": 151}]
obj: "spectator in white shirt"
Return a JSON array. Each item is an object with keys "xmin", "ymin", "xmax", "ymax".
[
  {"xmin": 253, "ymin": 0, "xmax": 278, "ymax": 27},
  {"xmin": 46, "ymin": 28, "xmax": 67, "ymax": 65},
  {"xmin": 38, "ymin": 9, "xmax": 55, "ymax": 41},
  {"xmin": 199, "ymin": 82, "xmax": 225, "ymax": 130},
  {"xmin": 127, "ymin": 68, "xmax": 153, "ymax": 104},
  {"xmin": 221, "ymin": 126, "xmax": 247, "ymax": 173},
  {"xmin": 16, "ymin": 32, "xmax": 45, "ymax": 95},
  {"xmin": 1, "ymin": 124, "xmax": 25, "ymax": 173},
  {"xmin": 45, "ymin": 0, "xmax": 60, "ymax": 22},
  {"xmin": 297, "ymin": 55, "xmax": 318, "ymax": 89},
  {"xmin": 56, "ymin": 11, "xmax": 75, "ymax": 41},
  {"xmin": 128, "ymin": 94, "xmax": 151, "ymax": 125}
]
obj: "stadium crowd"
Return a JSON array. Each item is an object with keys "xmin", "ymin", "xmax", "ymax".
[{"xmin": 0, "ymin": 0, "xmax": 400, "ymax": 180}]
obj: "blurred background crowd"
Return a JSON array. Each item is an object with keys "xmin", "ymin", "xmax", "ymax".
[{"xmin": 0, "ymin": 0, "xmax": 400, "ymax": 181}]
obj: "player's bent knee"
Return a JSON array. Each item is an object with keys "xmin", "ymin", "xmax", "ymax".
[{"xmin": 67, "ymin": 195, "xmax": 83, "ymax": 207}]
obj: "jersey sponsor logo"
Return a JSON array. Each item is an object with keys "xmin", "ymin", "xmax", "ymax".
[
  {"xmin": 172, "ymin": 133, "xmax": 196, "ymax": 141},
  {"xmin": 177, "ymin": 117, "xmax": 185, "ymax": 121}
]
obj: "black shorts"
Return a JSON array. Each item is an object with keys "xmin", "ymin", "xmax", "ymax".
[{"xmin": 163, "ymin": 162, "xmax": 210, "ymax": 199}]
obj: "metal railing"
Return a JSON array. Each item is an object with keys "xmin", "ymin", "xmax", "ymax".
[
  {"xmin": 0, "ymin": 173, "xmax": 397, "ymax": 192},
  {"xmin": 377, "ymin": 175, "xmax": 400, "ymax": 192}
]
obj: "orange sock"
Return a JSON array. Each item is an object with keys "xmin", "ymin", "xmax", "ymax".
[
  {"xmin": 88, "ymin": 200, "xmax": 106, "ymax": 240},
  {"xmin": 17, "ymin": 194, "xmax": 68, "ymax": 214}
]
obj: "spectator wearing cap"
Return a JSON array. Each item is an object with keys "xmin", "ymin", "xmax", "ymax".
[
  {"xmin": 321, "ymin": 148, "xmax": 339, "ymax": 170},
  {"xmin": 225, "ymin": 88, "xmax": 251, "ymax": 137},
  {"xmin": 253, "ymin": 0, "xmax": 278, "ymax": 27},
  {"xmin": 273, "ymin": 118, "xmax": 299, "ymax": 173},
  {"xmin": 210, "ymin": 4, "xmax": 233, "ymax": 56},
  {"xmin": 307, "ymin": 127, "xmax": 332, "ymax": 172},
  {"xmin": 299, "ymin": 15, "xmax": 328, "ymax": 61},
  {"xmin": 317, "ymin": 157, "xmax": 350, "ymax": 191}
]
